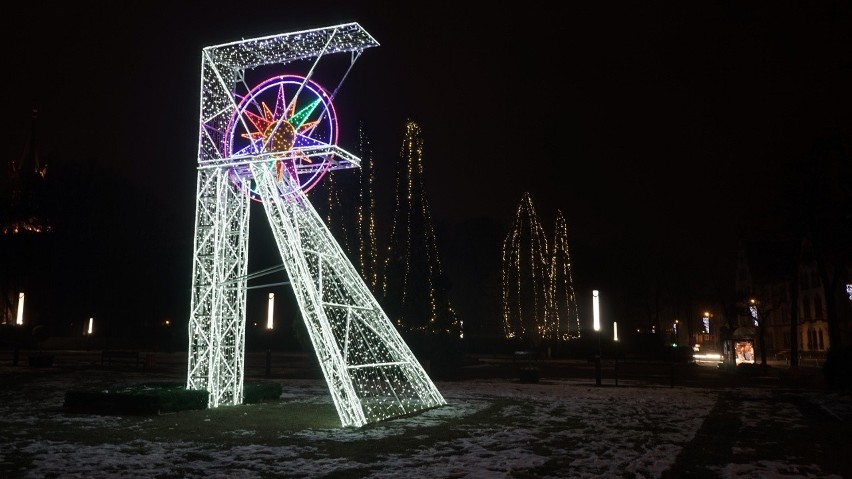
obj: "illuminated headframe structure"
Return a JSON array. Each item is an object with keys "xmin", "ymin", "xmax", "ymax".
[{"xmin": 186, "ymin": 23, "xmax": 446, "ymax": 427}]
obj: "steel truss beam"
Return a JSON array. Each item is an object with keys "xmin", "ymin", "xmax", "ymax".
[
  {"xmin": 186, "ymin": 168, "xmax": 250, "ymax": 407},
  {"xmin": 186, "ymin": 23, "xmax": 445, "ymax": 427},
  {"xmin": 252, "ymin": 164, "xmax": 445, "ymax": 427}
]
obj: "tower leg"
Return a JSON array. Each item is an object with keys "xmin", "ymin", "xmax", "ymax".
[
  {"xmin": 252, "ymin": 163, "xmax": 445, "ymax": 427},
  {"xmin": 186, "ymin": 169, "xmax": 251, "ymax": 407}
]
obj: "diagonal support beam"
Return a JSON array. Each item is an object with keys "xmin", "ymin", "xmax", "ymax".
[{"xmin": 252, "ymin": 164, "xmax": 445, "ymax": 427}]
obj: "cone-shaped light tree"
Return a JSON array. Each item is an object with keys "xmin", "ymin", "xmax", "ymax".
[
  {"xmin": 354, "ymin": 121, "xmax": 381, "ymax": 292},
  {"xmin": 549, "ymin": 209, "xmax": 581, "ymax": 340},
  {"xmin": 502, "ymin": 192, "xmax": 551, "ymax": 345},
  {"xmin": 318, "ymin": 121, "xmax": 381, "ymax": 293},
  {"xmin": 382, "ymin": 120, "xmax": 462, "ymax": 338},
  {"xmin": 322, "ymin": 166, "xmax": 353, "ymax": 256}
]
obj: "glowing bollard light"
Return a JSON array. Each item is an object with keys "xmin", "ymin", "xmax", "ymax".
[
  {"xmin": 593, "ymin": 290, "xmax": 602, "ymax": 386},
  {"xmin": 593, "ymin": 290, "xmax": 600, "ymax": 332},
  {"xmin": 87, "ymin": 317, "xmax": 93, "ymax": 335},
  {"xmin": 16, "ymin": 292, "xmax": 24, "ymax": 325},
  {"xmin": 267, "ymin": 293, "xmax": 275, "ymax": 330},
  {"xmin": 613, "ymin": 321, "xmax": 620, "ymax": 386}
]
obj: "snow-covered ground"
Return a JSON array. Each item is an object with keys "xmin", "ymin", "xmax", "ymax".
[{"xmin": 1, "ymin": 361, "xmax": 850, "ymax": 478}]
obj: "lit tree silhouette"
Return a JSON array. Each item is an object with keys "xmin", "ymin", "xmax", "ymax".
[
  {"xmin": 322, "ymin": 163, "xmax": 353, "ymax": 254},
  {"xmin": 382, "ymin": 120, "xmax": 461, "ymax": 337},
  {"xmin": 354, "ymin": 121, "xmax": 381, "ymax": 291},
  {"xmin": 317, "ymin": 121, "xmax": 380, "ymax": 292},
  {"xmin": 502, "ymin": 192, "xmax": 550, "ymax": 345},
  {"xmin": 549, "ymin": 209, "xmax": 581, "ymax": 340}
]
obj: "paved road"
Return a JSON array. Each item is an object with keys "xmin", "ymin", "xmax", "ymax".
[{"xmin": 0, "ymin": 348, "xmax": 830, "ymax": 391}]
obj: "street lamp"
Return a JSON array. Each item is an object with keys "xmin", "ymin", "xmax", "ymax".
[
  {"xmin": 265, "ymin": 292, "xmax": 276, "ymax": 376},
  {"xmin": 267, "ymin": 292, "xmax": 275, "ymax": 330},
  {"xmin": 673, "ymin": 319, "xmax": 679, "ymax": 346},
  {"xmin": 15, "ymin": 292, "xmax": 24, "ymax": 325},
  {"xmin": 592, "ymin": 290, "xmax": 601, "ymax": 386},
  {"xmin": 593, "ymin": 290, "xmax": 600, "ymax": 332}
]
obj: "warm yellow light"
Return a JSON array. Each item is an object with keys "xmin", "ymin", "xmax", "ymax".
[
  {"xmin": 87, "ymin": 317, "xmax": 93, "ymax": 335},
  {"xmin": 613, "ymin": 321, "xmax": 618, "ymax": 341}
]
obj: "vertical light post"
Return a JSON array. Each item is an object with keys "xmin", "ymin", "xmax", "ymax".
[
  {"xmin": 266, "ymin": 292, "xmax": 275, "ymax": 377},
  {"xmin": 266, "ymin": 293, "xmax": 275, "ymax": 330},
  {"xmin": 673, "ymin": 319, "xmax": 679, "ymax": 346},
  {"xmin": 613, "ymin": 320, "xmax": 619, "ymax": 386},
  {"xmin": 593, "ymin": 290, "xmax": 601, "ymax": 332},
  {"xmin": 16, "ymin": 292, "xmax": 24, "ymax": 325},
  {"xmin": 87, "ymin": 317, "xmax": 94, "ymax": 335},
  {"xmin": 12, "ymin": 292, "xmax": 25, "ymax": 366},
  {"xmin": 593, "ymin": 290, "xmax": 601, "ymax": 386}
]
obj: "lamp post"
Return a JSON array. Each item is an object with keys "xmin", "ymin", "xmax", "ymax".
[
  {"xmin": 266, "ymin": 293, "xmax": 275, "ymax": 330},
  {"xmin": 613, "ymin": 321, "xmax": 619, "ymax": 386},
  {"xmin": 673, "ymin": 319, "xmax": 679, "ymax": 346},
  {"xmin": 266, "ymin": 292, "xmax": 275, "ymax": 377},
  {"xmin": 593, "ymin": 290, "xmax": 601, "ymax": 386},
  {"xmin": 15, "ymin": 292, "xmax": 24, "ymax": 325}
]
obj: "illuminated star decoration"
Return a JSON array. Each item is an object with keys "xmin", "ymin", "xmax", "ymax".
[{"xmin": 228, "ymin": 75, "xmax": 338, "ymax": 198}]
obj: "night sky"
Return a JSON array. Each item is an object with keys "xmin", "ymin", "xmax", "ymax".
[{"xmin": 4, "ymin": 2, "xmax": 852, "ymax": 335}]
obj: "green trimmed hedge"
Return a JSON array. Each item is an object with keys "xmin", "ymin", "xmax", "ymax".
[
  {"xmin": 64, "ymin": 383, "xmax": 208, "ymax": 415},
  {"xmin": 243, "ymin": 381, "xmax": 283, "ymax": 404},
  {"xmin": 64, "ymin": 381, "xmax": 283, "ymax": 415}
]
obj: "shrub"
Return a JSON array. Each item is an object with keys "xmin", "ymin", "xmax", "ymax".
[
  {"xmin": 64, "ymin": 383, "xmax": 208, "ymax": 415},
  {"xmin": 243, "ymin": 381, "xmax": 283, "ymax": 403}
]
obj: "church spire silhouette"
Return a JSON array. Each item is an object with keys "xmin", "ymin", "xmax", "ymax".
[{"xmin": 3, "ymin": 104, "xmax": 51, "ymax": 235}]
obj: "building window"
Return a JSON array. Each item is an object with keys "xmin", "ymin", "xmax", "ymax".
[
  {"xmin": 808, "ymin": 328, "xmax": 816, "ymax": 350},
  {"xmin": 818, "ymin": 330, "xmax": 824, "ymax": 350}
]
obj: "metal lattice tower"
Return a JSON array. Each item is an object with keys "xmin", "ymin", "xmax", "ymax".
[{"xmin": 186, "ymin": 23, "xmax": 446, "ymax": 427}]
